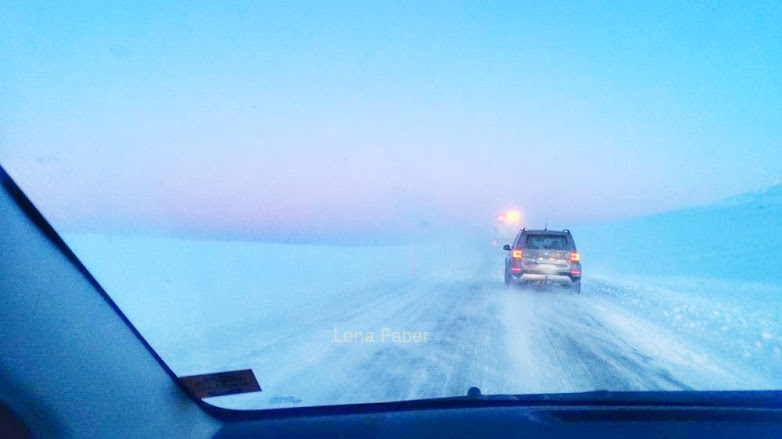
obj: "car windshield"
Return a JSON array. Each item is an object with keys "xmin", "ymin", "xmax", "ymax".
[
  {"xmin": 525, "ymin": 235, "xmax": 569, "ymax": 250},
  {"xmin": 2, "ymin": 1, "xmax": 780, "ymax": 411}
]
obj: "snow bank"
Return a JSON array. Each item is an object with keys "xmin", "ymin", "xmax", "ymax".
[
  {"xmin": 589, "ymin": 275, "xmax": 781, "ymax": 386},
  {"xmin": 575, "ymin": 184, "xmax": 782, "ymax": 281},
  {"xmin": 571, "ymin": 184, "xmax": 782, "ymax": 387}
]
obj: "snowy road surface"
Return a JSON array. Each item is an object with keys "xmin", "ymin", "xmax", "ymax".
[
  {"xmin": 64, "ymin": 231, "xmax": 781, "ymax": 410},
  {"xmin": 59, "ymin": 185, "xmax": 782, "ymax": 409},
  {"xmin": 155, "ymin": 249, "xmax": 776, "ymax": 410}
]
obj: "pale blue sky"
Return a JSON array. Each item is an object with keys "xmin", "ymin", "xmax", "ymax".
[{"xmin": 1, "ymin": 1, "xmax": 780, "ymax": 240}]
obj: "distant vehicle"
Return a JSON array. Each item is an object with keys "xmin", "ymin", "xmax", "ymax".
[
  {"xmin": 493, "ymin": 210, "xmax": 522, "ymax": 247},
  {"xmin": 503, "ymin": 229, "xmax": 582, "ymax": 293}
]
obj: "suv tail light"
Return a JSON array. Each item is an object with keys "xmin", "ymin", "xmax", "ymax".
[
  {"xmin": 570, "ymin": 251, "xmax": 580, "ymax": 263},
  {"xmin": 512, "ymin": 249, "xmax": 522, "ymax": 259}
]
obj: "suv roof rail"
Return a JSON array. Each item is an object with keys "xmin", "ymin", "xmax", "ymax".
[{"xmin": 563, "ymin": 228, "xmax": 571, "ymax": 234}]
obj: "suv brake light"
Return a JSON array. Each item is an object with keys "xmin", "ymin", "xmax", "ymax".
[
  {"xmin": 570, "ymin": 251, "xmax": 580, "ymax": 263},
  {"xmin": 512, "ymin": 249, "xmax": 522, "ymax": 259}
]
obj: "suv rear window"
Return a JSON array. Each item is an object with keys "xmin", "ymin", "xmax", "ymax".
[{"xmin": 525, "ymin": 235, "xmax": 569, "ymax": 250}]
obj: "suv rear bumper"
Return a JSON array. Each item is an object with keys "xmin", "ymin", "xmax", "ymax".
[
  {"xmin": 512, "ymin": 269, "xmax": 581, "ymax": 284},
  {"xmin": 518, "ymin": 273, "xmax": 578, "ymax": 284}
]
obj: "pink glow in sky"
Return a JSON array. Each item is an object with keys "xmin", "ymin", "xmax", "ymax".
[{"xmin": 2, "ymin": 2, "xmax": 780, "ymax": 241}]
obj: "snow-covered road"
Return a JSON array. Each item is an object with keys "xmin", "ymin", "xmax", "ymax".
[
  {"xmin": 59, "ymin": 185, "xmax": 782, "ymax": 409},
  {"xmin": 63, "ymin": 220, "xmax": 781, "ymax": 411},
  {"xmin": 181, "ymin": 250, "xmax": 778, "ymax": 410}
]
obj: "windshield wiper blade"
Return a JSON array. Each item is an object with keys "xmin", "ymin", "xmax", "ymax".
[
  {"xmin": 438, "ymin": 388, "xmax": 782, "ymax": 409},
  {"xmin": 442, "ymin": 387, "xmax": 611, "ymax": 402}
]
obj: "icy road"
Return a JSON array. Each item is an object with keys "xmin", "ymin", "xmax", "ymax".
[
  {"xmin": 202, "ymin": 257, "xmax": 779, "ymax": 409},
  {"xmin": 59, "ymin": 220, "xmax": 782, "ymax": 408},
  {"xmin": 62, "ymin": 231, "xmax": 779, "ymax": 410},
  {"xmin": 57, "ymin": 186, "xmax": 782, "ymax": 409}
]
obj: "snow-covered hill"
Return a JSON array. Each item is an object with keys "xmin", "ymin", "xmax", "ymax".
[{"xmin": 575, "ymin": 184, "xmax": 782, "ymax": 281}]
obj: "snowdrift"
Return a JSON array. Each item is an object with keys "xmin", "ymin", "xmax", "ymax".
[{"xmin": 575, "ymin": 184, "xmax": 782, "ymax": 281}]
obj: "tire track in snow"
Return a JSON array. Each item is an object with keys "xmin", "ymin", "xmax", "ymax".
[{"xmin": 204, "ymin": 251, "xmax": 768, "ymax": 409}]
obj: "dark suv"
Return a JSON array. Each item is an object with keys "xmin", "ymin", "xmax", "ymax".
[{"xmin": 503, "ymin": 229, "xmax": 582, "ymax": 293}]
